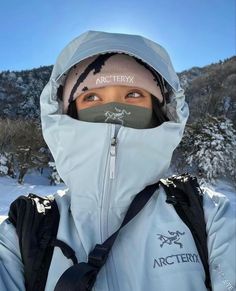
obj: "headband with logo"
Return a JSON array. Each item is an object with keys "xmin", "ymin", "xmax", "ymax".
[{"xmin": 62, "ymin": 53, "xmax": 165, "ymax": 113}]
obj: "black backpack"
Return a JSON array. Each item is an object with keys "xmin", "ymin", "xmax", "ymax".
[{"xmin": 8, "ymin": 173, "xmax": 212, "ymax": 291}]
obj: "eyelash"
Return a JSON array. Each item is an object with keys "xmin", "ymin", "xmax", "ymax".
[
  {"xmin": 82, "ymin": 91, "xmax": 143, "ymax": 102},
  {"xmin": 127, "ymin": 92, "xmax": 142, "ymax": 98},
  {"xmin": 83, "ymin": 94, "xmax": 99, "ymax": 102}
]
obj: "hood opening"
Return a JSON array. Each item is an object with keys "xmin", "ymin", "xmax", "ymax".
[{"xmin": 55, "ymin": 51, "xmax": 175, "ymax": 123}]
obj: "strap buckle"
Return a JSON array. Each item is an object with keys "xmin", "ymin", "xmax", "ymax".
[{"xmin": 88, "ymin": 244, "xmax": 109, "ymax": 268}]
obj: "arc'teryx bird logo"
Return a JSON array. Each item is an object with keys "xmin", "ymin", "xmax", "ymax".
[
  {"xmin": 34, "ymin": 197, "xmax": 52, "ymax": 214},
  {"xmin": 104, "ymin": 107, "xmax": 131, "ymax": 125},
  {"xmin": 156, "ymin": 230, "xmax": 185, "ymax": 248}
]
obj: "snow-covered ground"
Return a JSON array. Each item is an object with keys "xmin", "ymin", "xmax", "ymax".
[
  {"xmin": 0, "ymin": 169, "xmax": 67, "ymax": 223},
  {"xmin": 0, "ymin": 170, "xmax": 235, "ymax": 224}
]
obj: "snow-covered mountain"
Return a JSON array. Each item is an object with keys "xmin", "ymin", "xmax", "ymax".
[
  {"xmin": 0, "ymin": 66, "xmax": 51, "ymax": 119},
  {"xmin": 178, "ymin": 56, "xmax": 236, "ymax": 125}
]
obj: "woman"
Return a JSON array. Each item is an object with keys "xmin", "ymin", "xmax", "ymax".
[{"xmin": 0, "ymin": 30, "xmax": 235, "ymax": 291}]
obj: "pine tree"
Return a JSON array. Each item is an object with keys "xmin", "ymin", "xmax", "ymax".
[
  {"xmin": 180, "ymin": 115, "xmax": 236, "ymax": 184},
  {"xmin": 48, "ymin": 162, "xmax": 63, "ymax": 185},
  {"xmin": 0, "ymin": 153, "xmax": 8, "ymax": 176}
]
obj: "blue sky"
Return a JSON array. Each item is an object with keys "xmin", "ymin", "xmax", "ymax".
[{"xmin": 0, "ymin": 0, "xmax": 235, "ymax": 72}]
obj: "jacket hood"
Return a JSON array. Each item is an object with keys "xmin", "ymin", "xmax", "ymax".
[
  {"xmin": 41, "ymin": 30, "xmax": 188, "ymax": 121},
  {"xmin": 40, "ymin": 31, "xmax": 189, "ymax": 240}
]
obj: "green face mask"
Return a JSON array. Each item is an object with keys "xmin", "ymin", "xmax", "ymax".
[{"xmin": 77, "ymin": 102, "xmax": 159, "ymax": 129}]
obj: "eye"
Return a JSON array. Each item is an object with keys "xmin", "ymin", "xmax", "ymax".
[
  {"xmin": 83, "ymin": 94, "xmax": 100, "ymax": 102},
  {"xmin": 126, "ymin": 91, "xmax": 143, "ymax": 98}
]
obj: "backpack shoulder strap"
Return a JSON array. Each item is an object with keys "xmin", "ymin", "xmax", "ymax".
[
  {"xmin": 54, "ymin": 181, "xmax": 160, "ymax": 291},
  {"xmin": 160, "ymin": 173, "xmax": 212, "ymax": 291},
  {"xmin": 8, "ymin": 193, "xmax": 60, "ymax": 291}
]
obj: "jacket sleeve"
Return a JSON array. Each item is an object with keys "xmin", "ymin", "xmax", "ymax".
[
  {"xmin": 203, "ymin": 189, "xmax": 236, "ymax": 291},
  {"xmin": 0, "ymin": 218, "xmax": 25, "ymax": 291}
]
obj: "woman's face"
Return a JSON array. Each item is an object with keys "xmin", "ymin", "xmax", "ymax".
[{"xmin": 75, "ymin": 86, "xmax": 155, "ymax": 111}]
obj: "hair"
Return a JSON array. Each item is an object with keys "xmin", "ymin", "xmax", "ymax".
[
  {"xmin": 67, "ymin": 100, "xmax": 78, "ymax": 120},
  {"xmin": 151, "ymin": 94, "xmax": 169, "ymax": 125}
]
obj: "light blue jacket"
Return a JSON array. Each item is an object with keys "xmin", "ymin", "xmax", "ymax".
[{"xmin": 0, "ymin": 31, "xmax": 235, "ymax": 291}]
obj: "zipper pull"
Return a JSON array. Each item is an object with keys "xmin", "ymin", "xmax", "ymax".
[{"xmin": 110, "ymin": 137, "xmax": 117, "ymax": 179}]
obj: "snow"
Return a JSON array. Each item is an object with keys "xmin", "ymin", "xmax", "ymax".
[
  {"xmin": 0, "ymin": 170, "xmax": 235, "ymax": 224},
  {"xmin": 0, "ymin": 169, "xmax": 67, "ymax": 222},
  {"xmin": 202, "ymin": 179, "xmax": 236, "ymax": 208},
  {"xmin": 0, "ymin": 165, "xmax": 8, "ymax": 175}
]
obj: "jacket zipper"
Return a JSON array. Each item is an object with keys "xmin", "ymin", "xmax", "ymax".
[
  {"xmin": 100, "ymin": 124, "xmax": 120, "ymax": 290},
  {"xmin": 110, "ymin": 135, "xmax": 118, "ymax": 179}
]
